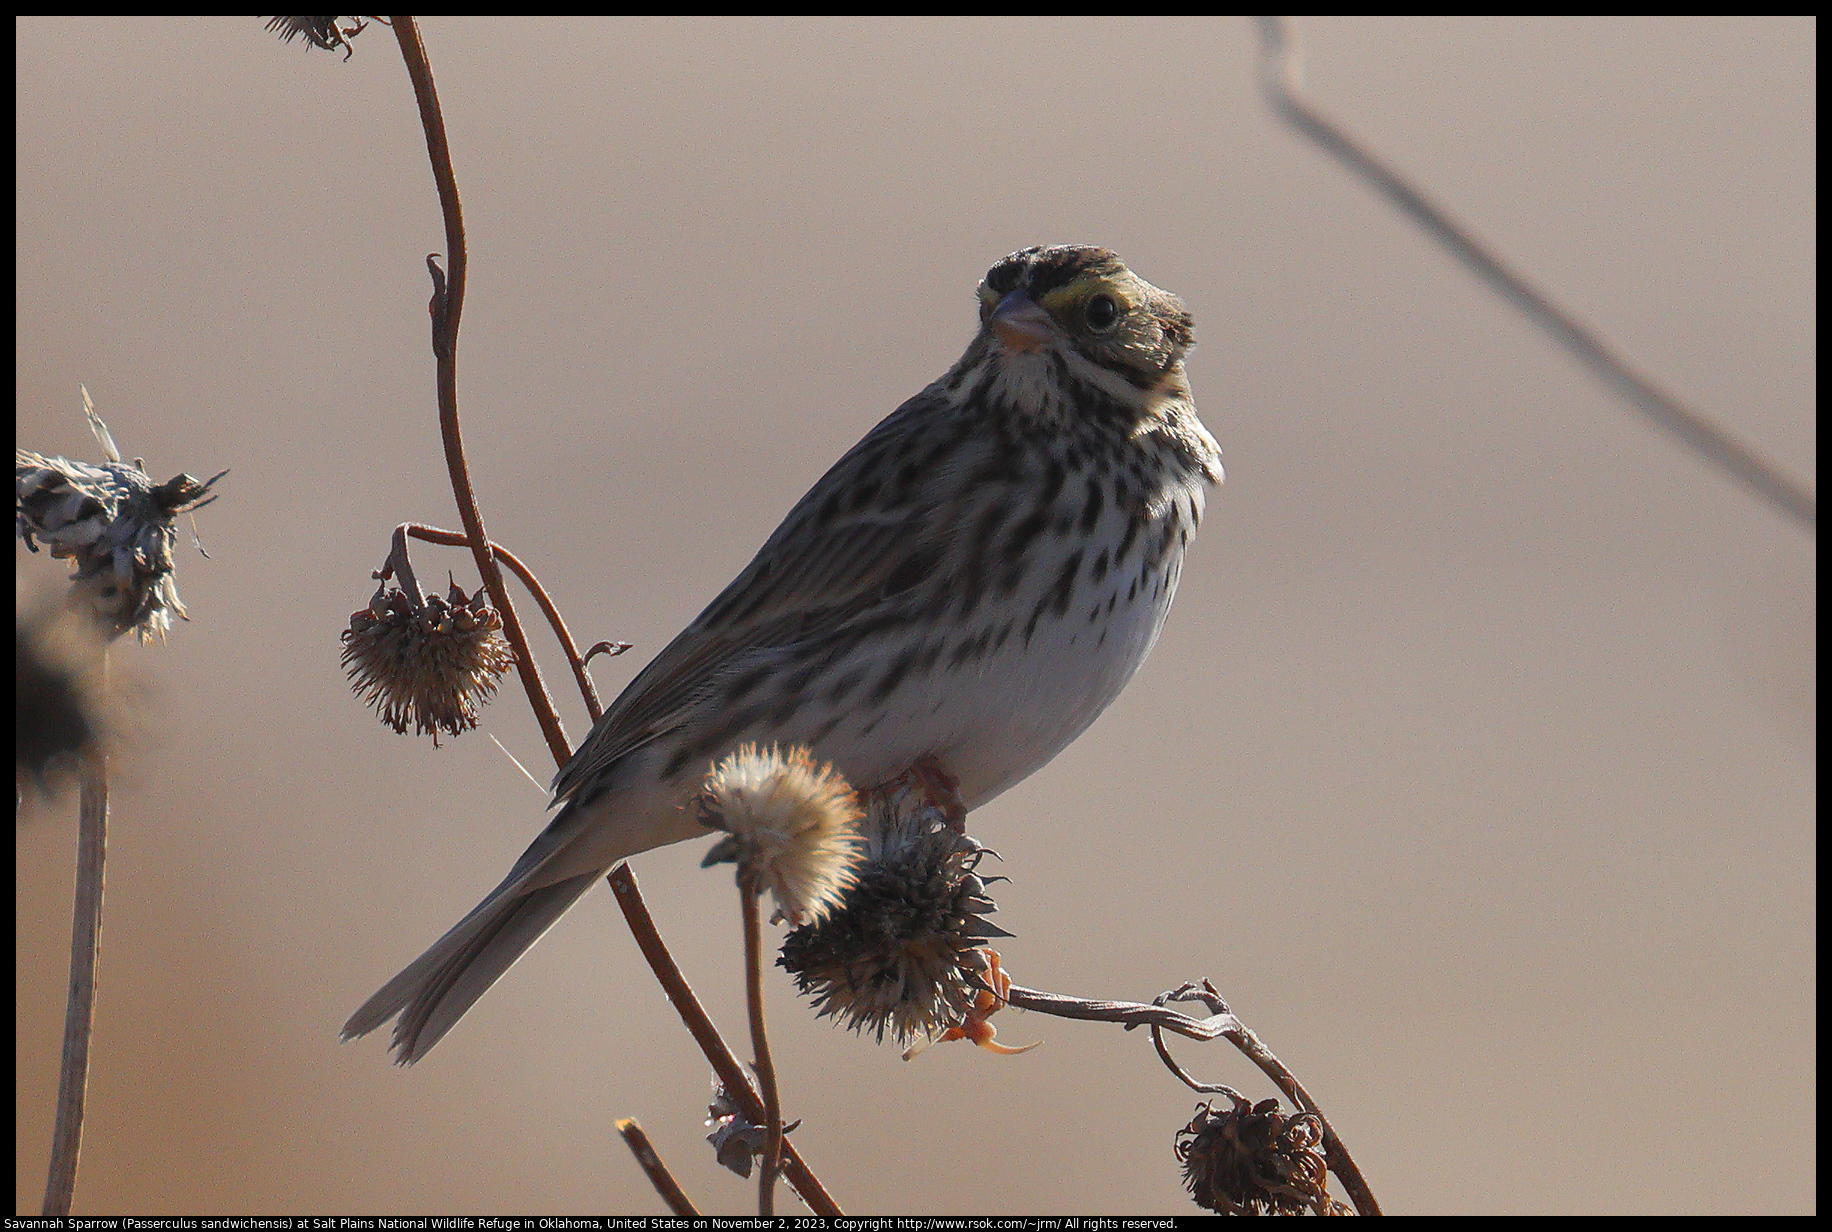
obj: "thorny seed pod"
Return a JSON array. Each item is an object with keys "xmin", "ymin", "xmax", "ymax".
[
  {"xmin": 340, "ymin": 579, "xmax": 514, "ymax": 744},
  {"xmin": 17, "ymin": 445, "xmax": 225, "ymax": 643},
  {"xmin": 696, "ymin": 744, "xmax": 864, "ymax": 926},
  {"xmin": 777, "ymin": 775, "xmax": 1012, "ymax": 1048},
  {"xmin": 1175, "ymin": 1094, "xmax": 1349, "ymax": 1216}
]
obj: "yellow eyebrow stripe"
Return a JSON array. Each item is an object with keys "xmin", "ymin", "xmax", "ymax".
[{"xmin": 1037, "ymin": 281, "xmax": 1093, "ymax": 313}]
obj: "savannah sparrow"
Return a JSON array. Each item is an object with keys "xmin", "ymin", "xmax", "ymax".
[{"xmin": 345, "ymin": 244, "xmax": 1223, "ymax": 1062}]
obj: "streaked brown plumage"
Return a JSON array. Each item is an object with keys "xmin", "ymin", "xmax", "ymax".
[{"xmin": 345, "ymin": 245, "xmax": 1222, "ymax": 1062}]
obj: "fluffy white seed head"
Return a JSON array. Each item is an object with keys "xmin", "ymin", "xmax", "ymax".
[{"xmin": 697, "ymin": 744, "xmax": 865, "ymax": 926}]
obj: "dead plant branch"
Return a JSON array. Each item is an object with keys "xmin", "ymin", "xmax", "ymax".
[{"xmin": 1254, "ymin": 15, "xmax": 1814, "ymax": 531}]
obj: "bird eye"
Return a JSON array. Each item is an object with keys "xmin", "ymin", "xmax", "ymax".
[{"xmin": 1084, "ymin": 294, "xmax": 1120, "ymax": 332}]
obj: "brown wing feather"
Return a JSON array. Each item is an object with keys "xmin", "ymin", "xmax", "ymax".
[{"xmin": 551, "ymin": 388, "xmax": 978, "ymax": 804}]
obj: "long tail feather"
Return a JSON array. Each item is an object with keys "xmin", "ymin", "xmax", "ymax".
[{"xmin": 342, "ymin": 869, "xmax": 600, "ymax": 1064}]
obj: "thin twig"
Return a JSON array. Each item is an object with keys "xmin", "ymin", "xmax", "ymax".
[
  {"xmin": 1004, "ymin": 983, "xmax": 1241, "ymax": 1039},
  {"xmin": 389, "ymin": 15, "xmax": 575, "ymax": 767},
  {"xmin": 381, "ymin": 526, "xmax": 426, "ymax": 611},
  {"xmin": 1007, "ymin": 980, "xmax": 1381, "ymax": 1216},
  {"xmin": 741, "ymin": 887, "xmax": 783, "ymax": 1216},
  {"xmin": 43, "ymin": 662, "xmax": 109, "ymax": 1216},
  {"xmin": 615, "ymin": 1118, "xmax": 701, "ymax": 1216},
  {"xmin": 385, "ymin": 20, "xmax": 835, "ymax": 1215},
  {"xmin": 609, "ymin": 865, "xmax": 841, "ymax": 1216},
  {"xmin": 402, "ymin": 522, "xmax": 625, "ymax": 722},
  {"xmin": 1150, "ymin": 1023, "xmax": 1247, "ymax": 1102},
  {"xmin": 1254, "ymin": 15, "xmax": 1815, "ymax": 531}
]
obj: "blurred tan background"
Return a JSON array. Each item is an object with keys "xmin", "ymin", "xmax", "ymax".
[{"xmin": 16, "ymin": 15, "xmax": 1814, "ymax": 1216}]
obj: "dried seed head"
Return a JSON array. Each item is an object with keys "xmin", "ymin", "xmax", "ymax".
[
  {"xmin": 696, "ymin": 744, "xmax": 864, "ymax": 925},
  {"xmin": 17, "ymin": 446, "xmax": 224, "ymax": 644},
  {"xmin": 703, "ymin": 1077, "xmax": 802, "ymax": 1180},
  {"xmin": 340, "ymin": 579, "xmax": 514, "ymax": 745},
  {"xmin": 777, "ymin": 776, "xmax": 1011, "ymax": 1047},
  {"xmin": 1175, "ymin": 1095, "xmax": 1347, "ymax": 1216},
  {"xmin": 265, "ymin": 16, "xmax": 370, "ymax": 57}
]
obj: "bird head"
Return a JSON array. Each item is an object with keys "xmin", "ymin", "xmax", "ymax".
[{"xmin": 974, "ymin": 246, "xmax": 1195, "ymax": 399}]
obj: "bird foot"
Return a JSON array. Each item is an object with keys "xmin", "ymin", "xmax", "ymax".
[
  {"xmin": 930, "ymin": 948, "xmax": 1040, "ymax": 1057},
  {"xmin": 908, "ymin": 753, "xmax": 968, "ymax": 833}
]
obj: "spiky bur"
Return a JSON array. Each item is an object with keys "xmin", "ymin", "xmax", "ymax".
[
  {"xmin": 696, "ymin": 745, "xmax": 865, "ymax": 927},
  {"xmin": 776, "ymin": 776, "xmax": 1012, "ymax": 1048},
  {"xmin": 340, "ymin": 580, "xmax": 514, "ymax": 745},
  {"xmin": 17, "ymin": 449, "xmax": 225, "ymax": 644},
  {"xmin": 1175, "ymin": 1095, "xmax": 1349, "ymax": 1216}
]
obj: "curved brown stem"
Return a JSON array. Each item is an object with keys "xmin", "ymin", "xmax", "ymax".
[
  {"xmin": 386, "ymin": 20, "xmax": 835, "ymax": 1217},
  {"xmin": 1149, "ymin": 1022, "xmax": 1246, "ymax": 1102},
  {"xmin": 610, "ymin": 865, "xmax": 840, "ymax": 1215},
  {"xmin": 389, "ymin": 15, "xmax": 571, "ymax": 766},
  {"xmin": 1007, "ymin": 980, "xmax": 1381, "ymax": 1217},
  {"xmin": 401, "ymin": 522, "xmax": 621, "ymax": 722}
]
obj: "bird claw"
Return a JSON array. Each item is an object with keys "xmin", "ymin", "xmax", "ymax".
[
  {"xmin": 930, "ymin": 948, "xmax": 1040, "ymax": 1057},
  {"xmin": 908, "ymin": 753, "xmax": 968, "ymax": 833}
]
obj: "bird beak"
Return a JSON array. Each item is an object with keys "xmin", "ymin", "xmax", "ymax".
[{"xmin": 989, "ymin": 289, "xmax": 1057, "ymax": 353}]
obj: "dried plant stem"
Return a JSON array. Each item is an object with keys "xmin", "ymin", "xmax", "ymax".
[
  {"xmin": 42, "ymin": 658, "xmax": 109, "ymax": 1216},
  {"xmin": 741, "ymin": 887, "xmax": 784, "ymax": 1216},
  {"xmin": 401, "ymin": 523, "xmax": 624, "ymax": 722},
  {"xmin": 615, "ymin": 1118, "xmax": 700, "ymax": 1216},
  {"xmin": 1006, "ymin": 980, "xmax": 1381, "ymax": 1216},
  {"xmin": 389, "ymin": 15, "xmax": 573, "ymax": 766},
  {"xmin": 609, "ymin": 866, "xmax": 841, "ymax": 1215},
  {"xmin": 1003, "ymin": 983, "xmax": 1236, "ymax": 1037},
  {"xmin": 1254, "ymin": 15, "xmax": 1814, "ymax": 531},
  {"xmin": 386, "ymin": 19, "xmax": 836, "ymax": 1214}
]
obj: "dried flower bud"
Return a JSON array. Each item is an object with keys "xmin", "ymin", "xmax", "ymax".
[
  {"xmin": 777, "ymin": 774, "xmax": 1012, "ymax": 1047},
  {"xmin": 17, "ymin": 437, "xmax": 224, "ymax": 644},
  {"xmin": 265, "ymin": 16, "xmax": 369, "ymax": 57},
  {"xmin": 1175, "ymin": 1095, "xmax": 1348, "ymax": 1216},
  {"xmin": 703, "ymin": 1078, "xmax": 801, "ymax": 1180},
  {"xmin": 696, "ymin": 744, "xmax": 864, "ymax": 926},
  {"xmin": 340, "ymin": 579, "xmax": 514, "ymax": 745}
]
